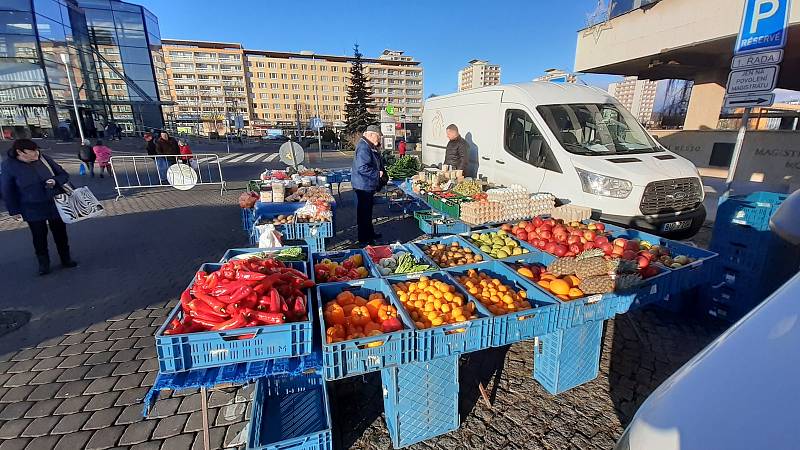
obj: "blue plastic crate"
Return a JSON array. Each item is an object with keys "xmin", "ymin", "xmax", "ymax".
[
  {"xmin": 316, "ymin": 279, "xmax": 415, "ymax": 381},
  {"xmin": 249, "ymin": 222, "xmax": 292, "ymax": 247},
  {"xmin": 154, "ymin": 263, "xmax": 313, "ymax": 373},
  {"xmin": 367, "ymin": 244, "xmax": 437, "ymax": 278},
  {"xmin": 716, "ymin": 191, "xmax": 788, "ymax": 231},
  {"xmin": 445, "ymin": 261, "xmax": 559, "ymax": 347},
  {"xmin": 413, "ymin": 210, "xmax": 470, "ymax": 235},
  {"xmin": 285, "ymin": 222, "xmax": 334, "ymax": 240},
  {"xmin": 460, "ymin": 228, "xmax": 539, "ymax": 262},
  {"xmin": 409, "ymin": 235, "xmax": 489, "ymax": 270},
  {"xmin": 533, "ymin": 320, "xmax": 604, "ymax": 395},
  {"xmin": 311, "ymin": 249, "xmax": 379, "ymax": 284},
  {"xmin": 385, "ymin": 272, "xmax": 492, "ymax": 361},
  {"xmin": 381, "ymin": 356, "xmax": 459, "ymax": 448},
  {"xmin": 247, "ymin": 373, "xmax": 332, "ymax": 450},
  {"xmin": 219, "ymin": 247, "xmax": 308, "ymax": 271},
  {"xmin": 614, "ymin": 265, "xmax": 671, "ymax": 314},
  {"xmin": 242, "ymin": 207, "xmax": 256, "ymax": 232}
]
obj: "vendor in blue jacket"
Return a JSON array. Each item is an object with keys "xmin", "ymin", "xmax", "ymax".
[{"xmin": 351, "ymin": 125, "xmax": 386, "ymax": 245}]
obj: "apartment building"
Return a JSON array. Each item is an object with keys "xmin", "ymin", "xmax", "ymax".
[
  {"xmin": 457, "ymin": 59, "xmax": 500, "ymax": 92},
  {"xmin": 162, "ymin": 40, "xmax": 249, "ymax": 135},
  {"xmin": 163, "ymin": 41, "xmax": 422, "ymax": 135},
  {"xmin": 535, "ymin": 68, "xmax": 577, "ymax": 83},
  {"xmin": 607, "ymin": 76, "xmax": 658, "ymax": 126}
]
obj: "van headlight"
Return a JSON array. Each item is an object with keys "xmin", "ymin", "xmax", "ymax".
[{"xmin": 576, "ymin": 168, "xmax": 633, "ymax": 198}]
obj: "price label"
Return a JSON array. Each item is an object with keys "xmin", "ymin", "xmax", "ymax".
[{"xmin": 650, "ymin": 284, "xmax": 658, "ymax": 295}]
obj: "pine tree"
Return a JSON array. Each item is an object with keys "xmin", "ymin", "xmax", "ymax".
[{"xmin": 344, "ymin": 44, "xmax": 376, "ymax": 135}]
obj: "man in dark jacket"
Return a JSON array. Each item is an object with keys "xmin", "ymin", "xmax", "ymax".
[
  {"xmin": 143, "ymin": 132, "xmax": 157, "ymax": 156},
  {"xmin": 351, "ymin": 125, "xmax": 385, "ymax": 245},
  {"xmin": 444, "ymin": 124, "xmax": 469, "ymax": 172},
  {"xmin": 155, "ymin": 131, "xmax": 180, "ymax": 181}
]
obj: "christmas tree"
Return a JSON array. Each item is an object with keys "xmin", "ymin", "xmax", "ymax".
[{"xmin": 344, "ymin": 44, "xmax": 376, "ymax": 135}]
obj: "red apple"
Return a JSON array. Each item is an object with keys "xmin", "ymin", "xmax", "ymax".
[
  {"xmin": 545, "ymin": 219, "xmax": 556, "ymax": 227},
  {"xmin": 518, "ymin": 221, "xmax": 528, "ymax": 229},
  {"xmin": 584, "ymin": 242, "xmax": 595, "ymax": 250},
  {"xmin": 600, "ymin": 243, "xmax": 614, "ymax": 255},
  {"xmin": 525, "ymin": 224, "xmax": 535, "ymax": 233},
  {"xmin": 569, "ymin": 244, "xmax": 582, "ymax": 254},
  {"xmin": 553, "ymin": 244, "xmax": 568, "ymax": 257},
  {"xmin": 613, "ymin": 238, "xmax": 627, "ymax": 248},
  {"xmin": 637, "ymin": 255, "xmax": 650, "ymax": 269},
  {"xmin": 539, "ymin": 231, "xmax": 552, "ymax": 240},
  {"xmin": 517, "ymin": 231, "xmax": 528, "ymax": 241},
  {"xmin": 595, "ymin": 223, "xmax": 605, "ymax": 231},
  {"xmin": 594, "ymin": 236, "xmax": 609, "ymax": 246},
  {"xmin": 583, "ymin": 231, "xmax": 596, "ymax": 241},
  {"xmin": 501, "ymin": 224, "xmax": 512, "ymax": 232},
  {"xmin": 564, "ymin": 251, "xmax": 576, "ymax": 257},
  {"xmin": 612, "ymin": 245, "xmax": 625, "ymax": 257},
  {"xmin": 555, "ymin": 233, "xmax": 567, "ymax": 243},
  {"xmin": 544, "ymin": 242, "xmax": 557, "ymax": 254},
  {"xmin": 624, "ymin": 240, "xmax": 640, "ymax": 251},
  {"xmin": 540, "ymin": 223, "xmax": 552, "ymax": 233},
  {"xmin": 622, "ymin": 250, "xmax": 638, "ymax": 260},
  {"xmin": 639, "ymin": 251, "xmax": 655, "ymax": 261},
  {"xmin": 580, "ymin": 237, "xmax": 588, "ymax": 244},
  {"xmin": 532, "ymin": 217, "xmax": 544, "ymax": 227},
  {"xmin": 567, "ymin": 235, "xmax": 580, "ymax": 245}
]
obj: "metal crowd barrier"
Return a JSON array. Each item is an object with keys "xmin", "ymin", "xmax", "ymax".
[{"xmin": 110, "ymin": 154, "xmax": 226, "ymax": 199}]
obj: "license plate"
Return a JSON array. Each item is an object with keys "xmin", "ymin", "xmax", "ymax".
[{"xmin": 662, "ymin": 220, "xmax": 691, "ymax": 232}]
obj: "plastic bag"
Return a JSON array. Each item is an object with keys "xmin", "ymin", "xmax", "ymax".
[
  {"xmin": 239, "ymin": 191, "xmax": 258, "ymax": 208},
  {"xmin": 256, "ymin": 224, "xmax": 283, "ymax": 248}
]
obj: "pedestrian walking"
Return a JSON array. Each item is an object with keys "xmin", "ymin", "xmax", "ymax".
[
  {"xmin": 92, "ymin": 139, "xmax": 113, "ymax": 178},
  {"xmin": 1, "ymin": 139, "xmax": 78, "ymax": 275},
  {"xmin": 105, "ymin": 122, "xmax": 116, "ymax": 141},
  {"xmin": 78, "ymin": 138, "xmax": 95, "ymax": 177},
  {"xmin": 155, "ymin": 131, "xmax": 180, "ymax": 182},
  {"xmin": 178, "ymin": 139, "xmax": 193, "ymax": 164},
  {"xmin": 397, "ymin": 138, "xmax": 407, "ymax": 157},
  {"xmin": 143, "ymin": 132, "xmax": 157, "ymax": 155},
  {"xmin": 351, "ymin": 125, "xmax": 386, "ymax": 246}
]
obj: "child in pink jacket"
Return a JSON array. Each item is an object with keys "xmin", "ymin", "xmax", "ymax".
[{"xmin": 92, "ymin": 140, "xmax": 113, "ymax": 178}]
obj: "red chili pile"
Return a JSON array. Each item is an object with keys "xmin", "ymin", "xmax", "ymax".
[{"xmin": 164, "ymin": 257, "xmax": 315, "ymax": 335}]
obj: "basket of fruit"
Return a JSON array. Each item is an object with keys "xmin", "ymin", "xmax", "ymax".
[
  {"xmin": 220, "ymin": 246, "xmax": 308, "ymax": 264},
  {"xmin": 411, "ymin": 235, "xmax": 486, "ymax": 269},
  {"xmin": 463, "ymin": 229, "xmax": 535, "ymax": 261},
  {"xmin": 499, "ymin": 217, "xmax": 611, "ymax": 258},
  {"xmin": 318, "ymin": 279, "xmax": 415, "ymax": 380},
  {"xmin": 386, "ymin": 272, "xmax": 493, "ymax": 361},
  {"xmin": 367, "ymin": 244, "xmax": 434, "ymax": 277},
  {"xmin": 445, "ymin": 261, "xmax": 559, "ymax": 346},
  {"xmin": 311, "ymin": 250, "xmax": 376, "ymax": 284}
]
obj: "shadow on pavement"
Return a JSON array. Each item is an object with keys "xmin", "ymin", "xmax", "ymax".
[
  {"xmin": 459, "ymin": 346, "xmax": 511, "ymax": 422},
  {"xmin": 329, "ymin": 373, "xmax": 385, "ymax": 449}
]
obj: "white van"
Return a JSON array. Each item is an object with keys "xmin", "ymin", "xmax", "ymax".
[{"xmin": 421, "ymin": 82, "xmax": 706, "ymax": 237}]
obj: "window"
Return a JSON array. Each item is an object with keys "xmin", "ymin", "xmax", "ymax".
[
  {"xmin": 333, "ymin": 96, "xmax": 339, "ymax": 101},
  {"xmin": 503, "ymin": 109, "xmax": 558, "ymax": 172},
  {"xmin": 301, "ymin": 64, "xmax": 307, "ymax": 70},
  {"xmin": 310, "ymin": 65, "xmax": 316, "ymax": 71},
  {"xmin": 333, "ymin": 86, "xmax": 339, "ymax": 92},
  {"xmin": 270, "ymin": 83, "xmax": 279, "ymax": 89},
  {"xmin": 304, "ymin": 95, "xmax": 310, "ymax": 100},
  {"xmin": 282, "ymin": 84, "xmax": 289, "ymax": 89},
  {"xmin": 302, "ymin": 75, "xmax": 308, "ymax": 80},
  {"xmin": 293, "ymin": 94, "xmax": 300, "ymax": 100},
  {"xmin": 291, "ymin": 74, "xmax": 298, "ymax": 80},
  {"xmin": 280, "ymin": 63, "xmax": 286, "ymax": 69},
  {"xmin": 322, "ymin": 95, "xmax": 329, "ymax": 101},
  {"xmin": 274, "ymin": 104, "xmax": 281, "ymax": 109},
  {"xmin": 285, "ymin": 104, "xmax": 291, "ymax": 109},
  {"xmin": 269, "ymin": 73, "xmax": 277, "ymax": 79},
  {"xmin": 332, "ymin": 76, "xmax": 339, "ymax": 82},
  {"xmin": 291, "ymin": 84, "xmax": 299, "ymax": 90},
  {"xmin": 256, "ymin": 62, "xmax": 265, "ymax": 68},
  {"xmin": 280, "ymin": 73, "xmax": 287, "ymax": 79},
  {"xmin": 290, "ymin": 63, "xmax": 298, "ymax": 69},
  {"xmin": 332, "ymin": 66, "xmax": 338, "ymax": 72},
  {"xmin": 268, "ymin": 62, "xmax": 276, "ymax": 68},
  {"xmin": 283, "ymin": 94, "xmax": 289, "ymax": 99},
  {"xmin": 320, "ymin": 76, "xmax": 328, "ymax": 82},
  {"xmin": 258, "ymin": 82, "xmax": 267, "ymax": 88},
  {"xmin": 272, "ymin": 93, "xmax": 280, "ymax": 99}
]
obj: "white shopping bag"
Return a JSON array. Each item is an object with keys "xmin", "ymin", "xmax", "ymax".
[{"xmin": 256, "ymin": 224, "xmax": 283, "ymax": 248}]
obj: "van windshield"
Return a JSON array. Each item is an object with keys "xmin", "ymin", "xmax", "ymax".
[{"xmin": 537, "ymin": 103, "xmax": 662, "ymax": 156}]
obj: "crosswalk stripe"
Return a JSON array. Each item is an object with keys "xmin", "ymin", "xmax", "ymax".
[
  {"xmin": 245, "ymin": 154, "xmax": 265, "ymax": 163},
  {"xmin": 227, "ymin": 154, "xmax": 253, "ymax": 163},
  {"xmin": 216, "ymin": 153, "xmax": 242, "ymax": 162},
  {"xmin": 265, "ymin": 153, "xmax": 280, "ymax": 163}
]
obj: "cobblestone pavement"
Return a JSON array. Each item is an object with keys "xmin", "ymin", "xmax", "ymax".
[{"xmin": 0, "ymin": 163, "xmax": 729, "ymax": 449}]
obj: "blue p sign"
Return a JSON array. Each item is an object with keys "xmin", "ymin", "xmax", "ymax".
[{"xmin": 736, "ymin": 0, "xmax": 791, "ymax": 54}]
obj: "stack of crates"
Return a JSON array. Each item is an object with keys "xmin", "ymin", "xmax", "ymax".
[
  {"xmin": 708, "ymin": 192, "xmax": 800, "ymax": 322},
  {"xmin": 533, "ymin": 321, "xmax": 604, "ymax": 395}
]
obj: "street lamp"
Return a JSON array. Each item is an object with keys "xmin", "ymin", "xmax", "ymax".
[
  {"xmin": 301, "ymin": 50, "xmax": 323, "ymax": 161},
  {"xmin": 60, "ymin": 53, "xmax": 85, "ymax": 143}
]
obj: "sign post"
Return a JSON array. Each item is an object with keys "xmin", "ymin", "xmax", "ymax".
[
  {"xmin": 310, "ymin": 117, "xmax": 324, "ymax": 161},
  {"xmin": 723, "ymin": 0, "xmax": 791, "ymax": 196}
]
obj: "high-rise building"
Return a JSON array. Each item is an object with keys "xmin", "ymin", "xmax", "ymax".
[
  {"xmin": 161, "ymin": 40, "xmax": 248, "ymax": 135},
  {"xmin": 162, "ymin": 43, "xmax": 423, "ymax": 135},
  {"xmin": 457, "ymin": 59, "xmax": 500, "ymax": 92},
  {"xmin": 535, "ymin": 69, "xmax": 577, "ymax": 83},
  {"xmin": 608, "ymin": 76, "xmax": 658, "ymax": 126},
  {"xmin": 0, "ymin": 0, "xmax": 171, "ymax": 139}
]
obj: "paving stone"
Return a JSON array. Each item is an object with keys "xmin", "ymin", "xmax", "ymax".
[
  {"xmin": 208, "ymin": 389, "xmax": 236, "ymax": 408},
  {"xmin": 52, "ymin": 395, "xmax": 90, "ymax": 415},
  {"xmin": 177, "ymin": 394, "xmax": 201, "ymax": 414},
  {"xmin": 130, "ymin": 441, "xmax": 162, "ymax": 450},
  {"xmin": 152, "ymin": 414, "xmax": 188, "ymax": 440},
  {"xmin": 184, "ymin": 408, "xmax": 217, "ymax": 433},
  {"xmin": 83, "ymin": 406, "xmax": 123, "ymax": 430},
  {"xmin": 215, "ymin": 402, "xmax": 246, "ymax": 426},
  {"xmin": 107, "ymin": 319, "xmax": 134, "ymax": 331},
  {"xmin": 139, "ymin": 358, "xmax": 158, "ymax": 372},
  {"xmin": 29, "ymin": 368, "xmax": 65, "ymax": 385},
  {"xmin": 112, "ymin": 360, "xmax": 143, "ymax": 377},
  {"xmin": 10, "ymin": 349, "xmax": 40, "ymax": 361},
  {"xmin": 59, "ymin": 343, "xmax": 91, "ymax": 357},
  {"xmin": 85, "ymin": 353, "xmax": 115, "ymax": 366},
  {"xmin": 0, "ymin": 401, "xmax": 33, "ymax": 420},
  {"xmin": 85, "ymin": 425, "xmax": 125, "ymax": 450},
  {"xmin": 0, "ymin": 419, "xmax": 31, "ymax": 439},
  {"xmin": 22, "ymin": 435, "xmax": 60, "ymax": 450},
  {"xmin": 132, "ymin": 337, "xmax": 152, "ymax": 349},
  {"xmin": 115, "ymin": 404, "xmax": 146, "ymax": 425},
  {"xmin": 84, "ymin": 331, "xmax": 114, "ymax": 344},
  {"xmin": 131, "ymin": 327, "xmax": 157, "ymax": 339},
  {"xmin": 0, "ymin": 385, "xmax": 36, "ymax": 403},
  {"xmin": 60, "ymin": 333, "xmax": 88, "ymax": 346},
  {"xmin": 84, "ymin": 391, "xmax": 121, "ymax": 411},
  {"xmin": 0, "ymin": 438, "xmax": 30, "ymax": 450},
  {"xmin": 85, "ymin": 362, "xmax": 117, "ymax": 379},
  {"xmin": 223, "ymin": 420, "xmax": 248, "ymax": 447},
  {"xmin": 118, "ymin": 419, "xmax": 157, "ymax": 445},
  {"xmin": 23, "ymin": 398, "xmax": 62, "ymax": 418},
  {"xmin": 86, "ymin": 340, "xmax": 115, "ymax": 354},
  {"xmin": 6, "ymin": 360, "xmax": 37, "ymax": 374},
  {"xmin": 56, "ymin": 365, "xmax": 91, "ymax": 382},
  {"xmin": 141, "ymin": 371, "xmax": 157, "ymax": 388},
  {"xmin": 113, "ymin": 373, "xmax": 146, "ymax": 391},
  {"xmin": 135, "ymin": 346, "xmax": 156, "ymax": 360},
  {"xmin": 54, "ymin": 430, "xmax": 93, "ymax": 450},
  {"xmin": 4, "ymin": 372, "xmax": 36, "ymax": 388},
  {"xmin": 32, "ymin": 345, "xmax": 64, "ymax": 360},
  {"xmin": 191, "ymin": 427, "xmax": 225, "ymax": 450},
  {"xmin": 110, "ymin": 348, "xmax": 140, "ymax": 363},
  {"xmin": 57, "ymin": 353, "xmax": 91, "ymax": 369},
  {"xmin": 84, "ymin": 376, "xmax": 121, "ymax": 395},
  {"xmin": 160, "ymin": 433, "xmax": 195, "ymax": 450},
  {"xmin": 0, "ymin": 373, "xmax": 11, "ymax": 386},
  {"xmin": 85, "ymin": 322, "xmax": 112, "ymax": 333},
  {"xmin": 109, "ymin": 338, "xmax": 139, "ymax": 352},
  {"xmin": 148, "ymin": 398, "xmax": 181, "ymax": 420},
  {"xmin": 130, "ymin": 318, "xmax": 154, "ymax": 329},
  {"xmin": 20, "ymin": 415, "xmax": 60, "ymax": 437},
  {"xmin": 35, "ymin": 335, "xmax": 66, "ymax": 348},
  {"xmin": 108, "ymin": 328, "xmax": 135, "ymax": 341},
  {"xmin": 114, "ymin": 387, "xmax": 149, "ymax": 407},
  {"xmin": 51, "ymin": 411, "xmax": 91, "ymax": 434},
  {"xmin": 31, "ymin": 357, "xmax": 64, "ymax": 372},
  {"xmin": 127, "ymin": 309, "xmax": 150, "ymax": 320},
  {"xmin": 26, "ymin": 382, "xmax": 63, "ymax": 401}
]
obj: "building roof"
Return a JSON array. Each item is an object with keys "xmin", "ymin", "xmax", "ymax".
[
  {"xmin": 162, "ymin": 39, "xmax": 243, "ymax": 50},
  {"xmin": 242, "ymin": 49, "xmax": 419, "ymax": 66}
]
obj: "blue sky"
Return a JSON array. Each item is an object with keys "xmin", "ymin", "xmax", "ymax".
[{"xmin": 137, "ymin": 0, "xmax": 620, "ymax": 96}]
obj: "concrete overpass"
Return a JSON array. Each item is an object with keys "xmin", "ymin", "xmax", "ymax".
[{"xmin": 575, "ymin": 0, "xmax": 800, "ymax": 130}]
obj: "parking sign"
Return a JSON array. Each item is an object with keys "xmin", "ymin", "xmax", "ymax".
[{"xmin": 735, "ymin": 0, "xmax": 791, "ymax": 54}]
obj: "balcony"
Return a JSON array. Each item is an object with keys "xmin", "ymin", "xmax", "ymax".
[
  {"xmin": 170, "ymin": 66, "xmax": 195, "ymax": 73},
  {"xmin": 196, "ymin": 79, "xmax": 220, "ymax": 85},
  {"xmin": 194, "ymin": 56, "xmax": 218, "ymax": 62},
  {"xmin": 195, "ymin": 67, "xmax": 219, "ymax": 74},
  {"xmin": 169, "ymin": 54, "xmax": 193, "ymax": 61}
]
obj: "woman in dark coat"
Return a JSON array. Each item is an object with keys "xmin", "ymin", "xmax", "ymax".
[
  {"xmin": 1, "ymin": 139, "xmax": 78, "ymax": 275},
  {"xmin": 78, "ymin": 138, "xmax": 95, "ymax": 177}
]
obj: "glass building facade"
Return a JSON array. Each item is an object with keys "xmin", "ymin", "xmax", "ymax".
[{"xmin": 0, "ymin": 0, "xmax": 170, "ymax": 139}]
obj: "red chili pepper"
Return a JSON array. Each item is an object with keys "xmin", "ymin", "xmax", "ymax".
[
  {"xmin": 278, "ymin": 267, "xmax": 308, "ymax": 278},
  {"xmin": 253, "ymin": 311, "xmax": 285, "ymax": 324},
  {"xmin": 268, "ymin": 288, "xmax": 281, "ymax": 314},
  {"xmin": 211, "ymin": 314, "xmax": 247, "ymax": 331},
  {"xmin": 180, "ymin": 289, "xmax": 193, "ymax": 309},
  {"xmin": 205, "ymin": 272, "xmax": 219, "ymax": 290},
  {"xmin": 292, "ymin": 296, "xmax": 306, "ymax": 321},
  {"xmin": 222, "ymin": 268, "xmax": 236, "ymax": 280},
  {"xmin": 210, "ymin": 280, "xmax": 247, "ymax": 297},
  {"xmin": 187, "ymin": 299, "xmax": 228, "ymax": 320},
  {"xmin": 192, "ymin": 293, "xmax": 228, "ymax": 315},
  {"xmin": 164, "ymin": 325, "xmax": 185, "ymax": 335},
  {"xmin": 237, "ymin": 271, "xmax": 268, "ymax": 281},
  {"xmin": 192, "ymin": 316, "xmax": 223, "ymax": 329}
]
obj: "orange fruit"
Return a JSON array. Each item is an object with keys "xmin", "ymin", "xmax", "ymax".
[
  {"xmin": 540, "ymin": 273, "xmax": 556, "ymax": 281},
  {"xmin": 517, "ymin": 267, "xmax": 534, "ymax": 279},
  {"xmin": 568, "ymin": 287, "xmax": 584, "ymax": 299},
  {"xmin": 549, "ymin": 279, "xmax": 571, "ymax": 296},
  {"xmin": 537, "ymin": 280, "xmax": 551, "ymax": 290},
  {"xmin": 564, "ymin": 275, "xmax": 582, "ymax": 287}
]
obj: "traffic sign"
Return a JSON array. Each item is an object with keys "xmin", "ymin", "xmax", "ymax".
[
  {"xmin": 309, "ymin": 117, "xmax": 323, "ymax": 130},
  {"xmin": 385, "ymin": 105, "xmax": 395, "ymax": 116},
  {"xmin": 735, "ymin": 0, "xmax": 791, "ymax": 54},
  {"xmin": 731, "ymin": 49, "xmax": 783, "ymax": 69},
  {"xmin": 726, "ymin": 66, "xmax": 779, "ymax": 95},
  {"xmin": 724, "ymin": 93, "xmax": 775, "ymax": 108},
  {"xmin": 380, "ymin": 123, "xmax": 396, "ymax": 136},
  {"xmin": 382, "ymin": 137, "xmax": 394, "ymax": 150}
]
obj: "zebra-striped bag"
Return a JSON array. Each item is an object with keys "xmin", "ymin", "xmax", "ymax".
[{"xmin": 41, "ymin": 158, "xmax": 105, "ymax": 224}]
